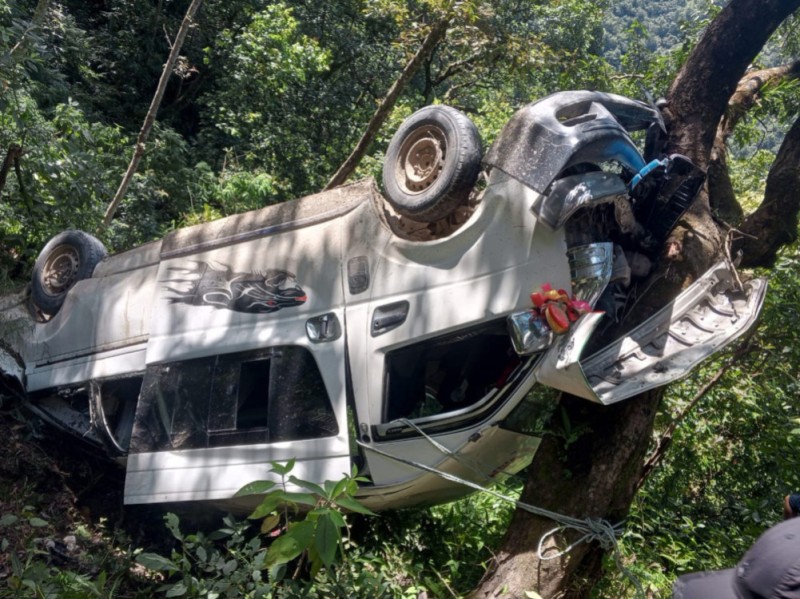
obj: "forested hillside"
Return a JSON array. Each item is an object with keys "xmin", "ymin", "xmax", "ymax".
[
  {"xmin": 602, "ymin": 0, "xmax": 715, "ymax": 66},
  {"xmin": 2, "ymin": 1, "xmax": 800, "ymax": 597}
]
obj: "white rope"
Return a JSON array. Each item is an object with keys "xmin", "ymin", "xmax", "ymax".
[
  {"xmin": 397, "ymin": 418, "xmax": 506, "ymax": 483},
  {"xmin": 358, "ymin": 435, "xmax": 645, "ymax": 597}
]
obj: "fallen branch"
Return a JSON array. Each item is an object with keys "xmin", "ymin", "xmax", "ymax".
[
  {"xmin": 324, "ymin": 17, "xmax": 450, "ymax": 190},
  {"xmin": 102, "ymin": 0, "xmax": 203, "ymax": 227}
]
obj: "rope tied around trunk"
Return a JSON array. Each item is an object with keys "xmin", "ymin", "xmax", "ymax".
[{"xmin": 359, "ymin": 418, "xmax": 645, "ymax": 597}]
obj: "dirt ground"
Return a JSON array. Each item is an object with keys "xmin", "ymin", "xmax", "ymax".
[{"xmin": 0, "ymin": 401, "xmax": 170, "ymax": 591}]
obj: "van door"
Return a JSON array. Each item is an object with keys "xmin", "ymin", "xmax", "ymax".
[
  {"xmin": 124, "ymin": 215, "xmax": 351, "ymax": 505},
  {"xmin": 345, "ymin": 176, "xmax": 571, "ymax": 489}
]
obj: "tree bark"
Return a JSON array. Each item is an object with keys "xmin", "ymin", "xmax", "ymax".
[
  {"xmin": 323, "ymin": 18, "xmax": 449, "ymax": 190},
  {"xmin": 470, "ymin": 1, "xmax": 800, "ymax": 597},
  {"xmin": 733, "ymin": 114, "xmax": 800, "ymax": 267},
  {"xmin": 471, "ymin": 392, "xmax": 662, "ymax": 599},
  {"xmin": 709, "ymin": 61, "xmax": 800, "ymax": 225},
  {"xmin": 0, "ymin": 145, "xmax": 22, "ymax": 197},
  {"xmin": 102, "ymin": 0, "xmax": 203, "ymax": 227}
]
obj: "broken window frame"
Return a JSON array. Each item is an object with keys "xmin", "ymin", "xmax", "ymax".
[
  {"xmin": 374, "ymin": 318, "xmax": 535, "ymax": 440},
  {"xmin": 128, "ymin": 345, "xmax": 339, "ymax": 454}
]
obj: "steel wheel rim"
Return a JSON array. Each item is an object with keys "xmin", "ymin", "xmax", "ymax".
[
  {"xmin": 395, "ymin": 125, "xmax": 447, "ymax": 194},
  {"xmin": 41, "ymin": 245, "xmax": 80, "ymax": 296}
]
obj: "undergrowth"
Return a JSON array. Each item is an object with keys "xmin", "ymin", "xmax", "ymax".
[{"xmin": 0, "ymin": 407, "xmax": 520, "ymax": 598}]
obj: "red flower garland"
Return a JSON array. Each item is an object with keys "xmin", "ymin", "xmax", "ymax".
[{"xmin": 529, "ymin": 283, "xmax": 593, "ymax": 335}]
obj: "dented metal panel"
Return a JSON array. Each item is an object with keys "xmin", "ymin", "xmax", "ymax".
[
  {"xmin": 535, "ymin": 262, "xmax": 767, "ymax": 404},
  {"xmin": 484, "ymin": 91, "xmax": 658, "ymax": 193}
]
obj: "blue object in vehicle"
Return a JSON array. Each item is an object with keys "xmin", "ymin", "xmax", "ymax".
[{"xmin": 629, "ymin": 158, "xmax": 669, "ymax": 192}]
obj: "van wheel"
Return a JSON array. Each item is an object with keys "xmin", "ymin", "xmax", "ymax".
[
  {"xmin": 31, "ymin": 230, "xmax": 107, "ymax": 316},
  {"xmin": 383, "ymin": 105, "xmax": 482, "ymax": 223}
]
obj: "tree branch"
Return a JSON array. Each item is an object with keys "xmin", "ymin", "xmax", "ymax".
[
  {"xmin": 0, "ymin": 145, "xmax": 22, "ymax": 197},
  {"xmin": 733, "ymin": 114, "xmax": 800, "ymax": 266},
  {"xmin": 431, "ymin": 45, "xmax": 497, "ymax": 87},
  {"xmin": 708, "ymin": 60, "xmax": 800, "ymax": 224},
  {"xmin": 102, "ymin": 0, "xmax": 203, "ymax": 227},
  {"xmin": 720, "ymin": 61, "xmax": 800, "ymax": 141},
  {"xmin": 324, "ymin": 18, "xmax": 450, "ymax": 190},
  {"xmin": 665, "ymin": 0, "xmax": 800, "ymax": 166}
]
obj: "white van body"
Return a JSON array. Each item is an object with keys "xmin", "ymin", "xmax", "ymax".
[{"xmin": 0, "ymin": 91, "xmax": 767, "ymax": 512}]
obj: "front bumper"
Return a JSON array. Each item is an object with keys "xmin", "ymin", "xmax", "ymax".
[{"xmin": 532, "ymin": 261, "xmax": 767, "ymax": 404}]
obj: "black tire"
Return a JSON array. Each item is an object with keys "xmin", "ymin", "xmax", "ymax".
[
  {"xmin": 31, "ymin": 230, "xmax": 107, "ymax": 316},
  {"xmin": 383, "ymin": 105, "xmax": 482, "ymax": 223}
]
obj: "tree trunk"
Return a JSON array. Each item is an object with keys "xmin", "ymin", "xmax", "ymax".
[
  {"xmin": 470, "ymin": 1, "xmax": 800, "ymax": 597},
  {"xmin": 471, "ymin": 392, "xmax": 662, "ymax": 599},
  {"xmin": 323, "ymin": 18, "xmax": 449, "ymax": 190},
  {"xmin": 734, "ymin": 114, "xmax": 800, "ymax": 267},
  {"xmin": 0, "ymin": 145, "xmax": 22, "ymax": 197},
  {"xmin": 102, "ymin": 0, "xmax": 203, "ymax": 227}
]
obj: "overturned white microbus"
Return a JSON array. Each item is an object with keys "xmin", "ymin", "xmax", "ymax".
[{"xmin": 0, "ymin": 91, "xmax": 766, "ymax": 512}]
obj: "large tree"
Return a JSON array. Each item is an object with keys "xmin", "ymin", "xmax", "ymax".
[{"xmin": 471, "ymin": 1, "xmax": 800, "ymax": 597}]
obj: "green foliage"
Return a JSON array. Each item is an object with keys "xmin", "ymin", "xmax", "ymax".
[
  {"xmin": 355, "ymin": 479, "xmax": 520, "ymax": 596},
  {"xmin": 237, "ymin": 459, "xmax": 375, "ymax": 580},
  {"xmin": 729, "ymin": 149, "xmax": 776, "ymax": 212},
  {"xmin": 0, "ymin": 507, "xmax": 138, "ymax": 598},
  {"xmin": 603, "ymin": 0, "xmax": 720, "ymax": 68},
  {"xmin": 596, "ymin": 251, "xmax": 800, "ymax": 597},
  {"xmin": 134, "ymin": 462, "xmax": 387, "ymax": 598},
  {"xmin": 135, "ymin": 513, "xmax": 276, "ymax": 598},
  {"xmin": 199, "ymin": 3, "xmax": 332, "ymax": 194},
  {"xmin": 125, "ymin": 464, "xmax": 520, "ymax": 598}
]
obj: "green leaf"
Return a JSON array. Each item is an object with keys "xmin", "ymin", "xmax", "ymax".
[
  {"xmin": 248, "ymin": 495, "xmax": 284, "ymax": 520},
  {"xmin": 288, "ymin": 475, "xmax": 325, "ymax": 497},
  {"xmin": 235, "ymin": 480, "xmax": 278, "ymax": 497},
  {"xmin": 265, "ymin": 520, "xmax": 314, "ymax": 567},
  {"xmin": 165, "ymin": 582, "xmax": 188, "ymax": 597},
  {"xmin": 165, "ymin": 513, "xmax": 182, "ymax": 541},
  {"xmin": 268, "ymin": 562, "xmax": 287, "ymax": 582},
  {"xmin": 0, "ymin": 514, "xmax": 18, "ymax": 527},
  {"xmin": 260, "ymin": 513, "xmax": 281, "ymax": 534},
  {"xmin": 281, "ymin": 491, "xmax": 319, "ymax": 507},
  {"xmin": 222, "ymin": 559, "xmax": 238, "ymax": 575},
  {"xmin": 136, "ymin": 552, "xmax": 180, "ymax": 572},
  {"xmin": 269, "ymin": 459, "xmax": 296, "ymax": 476},
  {"xmin": 525, "ymin": 591, "xmax": 543, "ymax": 599},
  {"xmin": 334, "ymin": 494, "xmax": 376, "ymax": 516},
  {"xmin": 326, "ymin": 509, "xmax": 347, "ymax": 529},
  {"xmin": 314, "ymin": 513, "xmax": 340, "ymax": 567},
  {"xmin": 28, "ymin": 517, "xmax": 48, "ymax": 528},
  {"xmin": 330, "ymin": 477, "xmax": 349, "ymax": 500}
]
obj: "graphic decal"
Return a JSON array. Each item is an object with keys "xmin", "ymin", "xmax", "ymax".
[{"xmin": 165, "ymin": 261, "xmax": 307, "ymax": 313}]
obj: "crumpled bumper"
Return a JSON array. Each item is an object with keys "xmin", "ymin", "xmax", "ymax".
[{"xmin": 533, "ymin": 261, "xmax": 767, "ymax": 405}]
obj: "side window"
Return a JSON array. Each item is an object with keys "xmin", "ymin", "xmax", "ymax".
[
  {"xmin": 129, "ymin": 346, "xmax": 339, "ymax": 453},
  {"xmin": 384, "ymin": 319, "xmax": 520, "ymax": 422}
]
